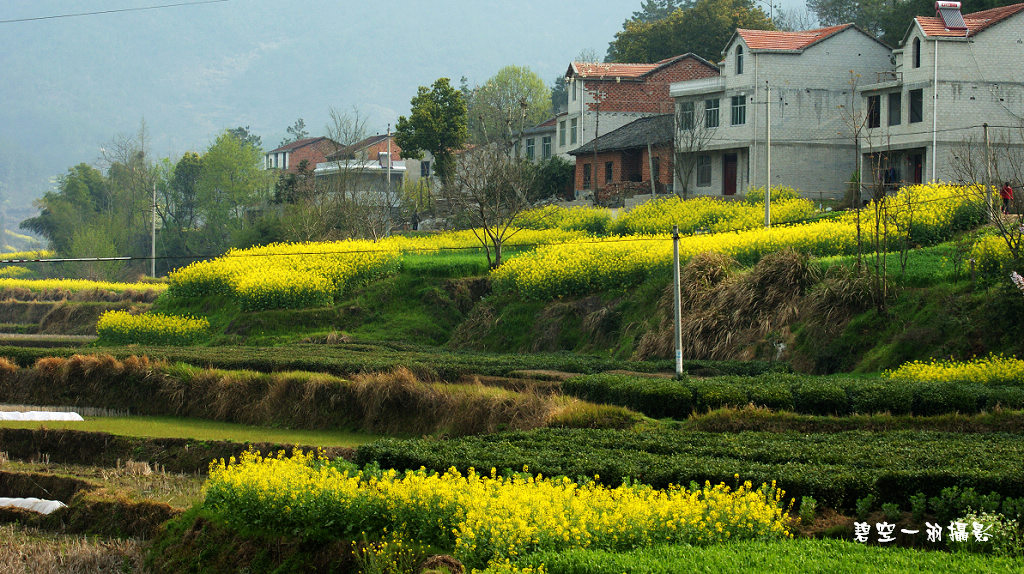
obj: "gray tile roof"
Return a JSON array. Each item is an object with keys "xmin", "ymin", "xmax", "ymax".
[{"xmin": 569, "ymin": 114, "xmax": 674, "ymax": 155}]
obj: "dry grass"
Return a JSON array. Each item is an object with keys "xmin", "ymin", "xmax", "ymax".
[
  {"xmin": 0, "ymin": 523, "xmax": 147, "ymax": 573},
  {"xmin": 635, "ymin": 250, "xmax": 817, "ymax": 361}
]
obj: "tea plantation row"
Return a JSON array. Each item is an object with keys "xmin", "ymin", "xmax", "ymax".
[
  {"xmin": 355, "ymin": 428, "xmax": 1024, "ymax": 508},
  {"xmin": 562, "ymin": 373, "xmax": 1024, "ymax": 418}
]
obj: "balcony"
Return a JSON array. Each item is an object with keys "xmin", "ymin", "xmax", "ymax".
[{"xmin": 670, "ymin": 76, "xmax": 725, "ymax": 98}]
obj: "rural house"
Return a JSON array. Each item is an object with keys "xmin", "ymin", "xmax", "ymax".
[
  {"xmin": 264, "ymin": 137, "xmax": 341, "ymax": 173},
  {"xmin": 558, "ymin": 54, "xmax": 719, "ymax": 164},
  {"xmin": 857, "ymin": 2, "xmax": 1024, "ymax": 188},
  {"xmin": 568, "ymin": 114, "xmax": 674, "ymax": 205},
  {"xmin": 670, "ymin": 24, "xmax": 892, "ymax": 198}
]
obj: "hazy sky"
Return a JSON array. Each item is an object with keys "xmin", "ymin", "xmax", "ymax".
[{"xmin": 0, "ymin": 0, "xmax": 809, "ymax": 208}]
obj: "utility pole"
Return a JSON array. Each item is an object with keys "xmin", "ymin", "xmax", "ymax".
[
  {"xmin": 984, "ymin": 123, "xmax": 993, "ymax": 220},
  {"xmin": 672, "ymin": 225, "xmax": 683, "ymax": 378},
  {"xmin": 765, "ymin": 81, "xmax": 771, "ymax": 228},
  {"xmin": 151, "ymin": 180, "xmax": 157, "ymax": 278}
]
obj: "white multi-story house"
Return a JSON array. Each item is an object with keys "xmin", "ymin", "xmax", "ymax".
[
  {"xmin": 857, "ymin": 2, "xmax": 1024, "ymax": 187},
  {"xmin": 671, "ymin": 25, "xmax": 892, "ymax": 198}
]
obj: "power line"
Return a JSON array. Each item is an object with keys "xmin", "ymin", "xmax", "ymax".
[{"xmin": 0, "ymin": 0, "xmax": 229, "ymax": 24}]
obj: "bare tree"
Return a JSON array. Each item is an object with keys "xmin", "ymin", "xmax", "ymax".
[
  {"xmin": 950, "ymin": 122, "xmax": 1024, "ymax": 263},
  {"xmin": 673, "ymin": 99, "xmax": 717, "ymax": 199},
  {"xmin": 451, "ymin": 142, "xmax": 536, "ymax": 268}
]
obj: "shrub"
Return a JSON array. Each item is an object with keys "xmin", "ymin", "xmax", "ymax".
[{"xmin": 793, "ymin": 379, "xmax": 850, "ymax": 416}]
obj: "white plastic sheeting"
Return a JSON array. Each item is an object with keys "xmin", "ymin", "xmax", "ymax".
[
  {"xmin": 0, "ymin": 497, "xmax": 67, "ymax": 515},
  {"xmin": 0, "ymin": 411, "xmax": 84, "ymax": 421}
]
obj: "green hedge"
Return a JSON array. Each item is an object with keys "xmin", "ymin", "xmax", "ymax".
[
  {"xmin": 355, "ymin": 428, "xmax": 1024, "ymax": 510},
  {"xmin": 0, "ymin": 344, "xmax": 784, "ymax": 381},
  {"xmin": 561, "ymin": 373, "xmax": 1024, "ymax": 419},
  {"xmin": 505, "ymin": 539, "xmax": 1024, "ymax": 574}
]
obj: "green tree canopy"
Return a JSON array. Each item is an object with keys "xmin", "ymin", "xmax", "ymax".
[
  {"xmin": 606, "ymin": 0, "xmax": 773, "ymax": 63},
  {"xmin": 808, "ymin": 0, "xmax": 1022, "ymax": 46},
  {"xmin": 21, "ymin": 163, "xmax": 109, "ymax": 254},
  {"xmin": 467, "ymin": 65, "xmax": 551, "ymax": 145},
  {"xmin": 394, "ymin": 78, "xmax": 468, "ymax": 185}
]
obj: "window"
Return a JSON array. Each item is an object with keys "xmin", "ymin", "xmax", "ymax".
[
  {"xmin": 888, "ymin": 92, "xmax": 901, "ymax": 126},
  {"xmin": 559, "ymin": 121, "xmax": 566, "ymax": 146},
  {"xmin": 582, "ymin": 163, "xmax": 592, "ymax": 189},
  {"xmin": 705, "ymin": 99, "xmax": 720, "ymax": 128},
  {"xmin": 605, "ymin": 161, "xmax": 613, "ymax": 184},
  {"xmin": 736, "ymin": 46, "xmax": 744, "ymax": 75},
  {"xmin": 913, "ymin": 37, "xmax": 921, "ymax": 69},
  {"xmin": 696, "ymin": 155, "xmax": 712, "ymax": 187},
  {"xmin": 909, "ymin": 89, "xmax": 923, "ymax": 123},
  {"xmin": 570, "ymin": 118, "xmax": 578, "ymax": 145},
  {"xmin": 542, "ymin": 136, "xmax": 552, "ymax": 159},
  {"xmin": 679, "ymin": 101, "xmax": 695, "ymax": 130},
  {"xmin": 420, "ymin": 160, "xmax": 431, "ymax": 177},
  {"xmin": 572, "ymin": 79, "xmax": 577, "ymax": 101},
  {"xmin": 526, "ymin": 138, "xmax": 535, "ymax": 160},
  {"xmin": 731, "ymin": 95, "xmax": 746, "ymax": 125},
  {"xmin": 867, "ymin": 95, "xmax": 881, "ymax": 129}
]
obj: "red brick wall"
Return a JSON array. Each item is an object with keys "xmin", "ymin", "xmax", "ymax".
[
  {"xmin": 574, "ymin": 145, "xmax": 675, "ymax": 190},
  {"xmin": 585, "ymin": 58, "xmax": 718, "ymax": 114},
  {"xmin": 283, "ymin": 139, "xmax": 341, "ymax": 173},
  {"xmin": 361, "ymin": 138, "xmax": 405, "ymax": 161}
]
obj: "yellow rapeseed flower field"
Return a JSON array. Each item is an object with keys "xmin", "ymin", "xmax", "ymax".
[
  {"xmin": 96, "ymin": 310, "xmax": 209, "ymax": 345},
  {"xmin": 205, "ymin": 450, "xmax": 791, "ymax": 571},
  {"xmin": 884, "ymin": 354, "xmax": 1024, "ymax": 385}
]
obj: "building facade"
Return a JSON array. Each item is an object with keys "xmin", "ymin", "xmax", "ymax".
[
  {"xmin": 559, "ymin": 54, "xmax": 719, "ymax": 161},
  {"xmin": 671, "ymin": 25, "xmax": 893, "ymax": 198},
  {"xmin": 264, "ymin": 137, "xmax": 340, "ymax": 173},
  {"xmin": 857, "ymin": 2, "xmax": 1024, "ymax": 189}
]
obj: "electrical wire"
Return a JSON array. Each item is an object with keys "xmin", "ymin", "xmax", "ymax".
[{"xmin": 0, "ymin": 0, "xmax": 229, "ymax": 24}]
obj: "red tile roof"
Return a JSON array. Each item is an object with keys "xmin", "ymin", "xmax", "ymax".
[
  {"xmin": 916, "ymin": 3, "xmax": 1024, "ymax": 37},
  {"xmin": 570, "ymin": 54, "xmax": 712, "ymax": 79},
  {"xmin": 266, "ymin": 137, "xmax": 332, "ymax": 154},
  {"xmin": 736, "ymin": 24, "xmax": 853, "ymax": 51}
]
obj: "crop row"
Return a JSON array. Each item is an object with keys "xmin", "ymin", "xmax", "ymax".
[
  {"xmin": 355, "ymin": 428, "xmax": 1024, "ymax": 509},
  {"xmin": 204, "ymin": 450, "xmax": 791, "ymax": 570},
  {"xmin": 96, "ymin": 311, "xmax": 209, "ymax": 346},
  {"xmin": 0, "ymin": 345, "xmax": 781, "ymax": 381},
  {"xmin": 885, "ymin": 355, "xmax": 1024, "ymax": 385},
  {"xmin": 493, "ymin": 184, "xmax": 984, "ymax": 299},
  {"xmin": 561, "ymin": 372, "xmax": 1024, "ymax": 419}
]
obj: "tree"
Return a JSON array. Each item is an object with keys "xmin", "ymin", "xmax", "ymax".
[
  {"xmin": 395, "ymin": 78, "xmax": 468, "ymax": 186},
  {"xmin": 21, "ymin": 163, "xmax": 109, "ymax": 254},
  {"xmin": 529, "ymin": 156, "xmax": 575, "ymax": 202},
  {"xmin": 807, "ymin": 0, "xmax": 1021, "ymax": 46},
  {"xmin": 606, "ymin": 0, "xmax": 773, "ymax": 63},
  {"xmin": 550, "ymin": 75, "xmax": 568, "ymax": 114},
  {"xmin": 631, "ymin": 0, "xmax": 693, "ymax": 23},
  {"xmin": 674, "ymin": 100, "xmax": 718, "ymax": 199},
  {"xmin": 280, "ymin": 118, "xmax": 309, "ymax": 146},
  {"xmin": 467, "ymin": 66, "xmax": 550, "ymax": 146},
  {"xmin": 451, "ymin": 145, "xmax": 536, "ymax": 268},
  {"xmin": 194, "ymin": 130, "xmax": 270, "ymax": 251},
  {"xmin": 227, "ymin": 126, "xmax": 263, "ymax": 150}
]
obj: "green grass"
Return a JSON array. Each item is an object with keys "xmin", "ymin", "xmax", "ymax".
[
  {"xmin": 509, "ymin": 538, "xmax": 1024, "ymax": 574},
  {"xmin": 0, "ymin": 415, "xmax": 379, "ymax": 447}
]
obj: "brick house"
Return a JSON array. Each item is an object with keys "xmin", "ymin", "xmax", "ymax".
[
  {"xmin": 558, "ymin": 54, "xmax": 719, "ymax": 165},
  {"xmin": 568, "ymin": 114, "xmax": 675, "ymax": 204},
  {"xmin": 264, "ymin": 137, "xmax": 341, "ymax": 173},
  {"xmin": 857, "ymin": 2, "xmax": 1024, "ymax": 188},
  {"xmin": 671, "ymin": 25, "xmax": 892, "ymax": 198}
]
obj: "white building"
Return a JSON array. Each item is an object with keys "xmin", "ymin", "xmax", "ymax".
[
  {"xmin": 671, "ymin": 25, "xmax": 892, "ymax": 198},
  {"xmin": 857, "ymin": 2, "xmax": 1024, "ymax": 187}
]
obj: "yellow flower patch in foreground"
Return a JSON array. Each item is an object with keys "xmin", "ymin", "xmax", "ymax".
[{"xmin": 204, "ymin": 450, "xmax": 791, "ymax": 571}]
